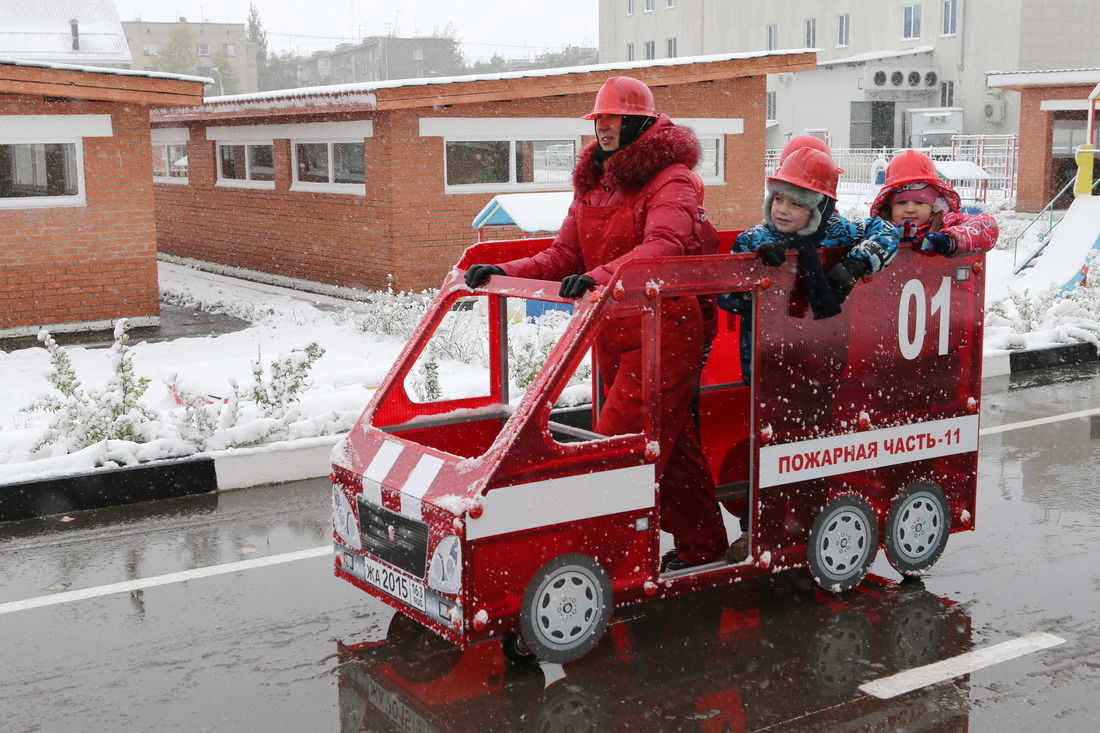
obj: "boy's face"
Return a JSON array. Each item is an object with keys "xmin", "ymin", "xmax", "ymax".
[
  {"xmin": 771, "ymin": 192, "xmax": 813, "ymax": 234},
  {"xmin": 890, "ymin": 199, "xmax": 934, "ymax": 227}
]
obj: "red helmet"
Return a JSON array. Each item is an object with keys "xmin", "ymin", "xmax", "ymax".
[
  {"xmin": 869, "ymin": 149, "xmax": 960, "ymax": 217},
  {"xmin": 583, "ymin": 76, "xmax": 656, "ymax": 120},
  {"xmin": 780, "ymin": 135, "xmax": 831, "ymax": 163},
  {"xmin": 768, "ymin": 147, "xmax": 839, "ymax": 199}
]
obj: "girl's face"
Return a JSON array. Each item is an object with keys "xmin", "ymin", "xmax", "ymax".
[
  {"xmin": 890, "ymin": 198, "xmax": 934, "ymax": 227},
  {"xmin": 771, "ymin": 192, "xmax": 813, "ymax": 234}
]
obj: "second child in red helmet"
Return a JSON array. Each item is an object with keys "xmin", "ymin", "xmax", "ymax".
[{"xmin": 869, "ymin": 149, "xmax": 998, "ymax": 256}]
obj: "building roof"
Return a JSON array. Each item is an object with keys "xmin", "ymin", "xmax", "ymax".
[
  {"xmin": 818, "ymin": 46, "xmax": 936, "ymax": 68},
  {"xmin": 0, "ymin": 56, "xmax": 208, "ymax": 105},
  {"xmin": 987, "ymin": 67, "xmax": 1100, "ymax": 90},
  {"xmin": 0, "ymin": 0, "xmax": 132, "ymax": 65},
  {"xmin": 151, "ymin": 50, "xmax": 817, "ymax": 123}
]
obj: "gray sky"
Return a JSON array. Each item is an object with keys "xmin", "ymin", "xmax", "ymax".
[{"xmin": 118, "ymin": 0, "xmax": 599, "ymax": 61}]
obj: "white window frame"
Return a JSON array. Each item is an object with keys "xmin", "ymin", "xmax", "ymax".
[
  {"xmin": 666, "ymin": 37, "xmax": 677, "ymax": 58},
  {"xmin": 667, "ymin": 0, "xmax": 677, "ymax": 6},
  {"xmin": 0, "ymin": 115, "xmax": 110, "ymax": 210},
  {"xmin": 292, "ymin": 140, "xmax": 367, "ymax": 193},
  {"xmin": 644, "ymin": 40, "xmax": 656, "ymax": 59},
  {"xmin": 626, "ymin": 43, "xmax": 634, "ymax": 61},
  {"xmin": 645, "ymin": 0, "xmax": 656, "ymax": 11},
  {"xmin": 674, "ymin": 118, "xmax": 744, "ymax": 185},
  {"xmin": 766, "ymin": 24, "xmax": 777, "ymax": 51},
  {"xmin": 627, "ymin": 0, "xmax": 634, "ymax": 15},
  {"xmin": 196, "ymin": 43, "xmax": 209, "ymax": 56},
  {"xmin": 942, "ymin": 0, "xmax": 957, "ymax": 35},
  {"xmin": 903, "ymin": 5, "xmax": 922, "ymax": 39},
  {"xmin": 804, "ymin": 18, "xmax": 817, "ymax": 48},
  {"xmin": 940, "ymin": 80, "xmax": 955, "ymax": 107},
  {"xmin": 766, "ymin": 91, "xmax": 777, "ymax": 122},
  {"xmin": 420, "ymin": 118, "xmax": 586, "ymax": 194},
  {"xmin": 837, "ymin": 14, "xmax": 850, "ymax": 47},
  {"xmin": 224, "ymin": 43, "xmax": 237, "ymax": 57},
  {"xmin": 215, "ymin": 142, "xmax": 275, "ymax": 188},
  {"xmin": 151, "ymin": 127, "xmax": 189, "ymax": 184}
]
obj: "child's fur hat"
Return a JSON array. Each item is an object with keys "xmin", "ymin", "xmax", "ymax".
[{"xmin": 765, "ymin": 180, "xmax": 831, "ymax": 236}]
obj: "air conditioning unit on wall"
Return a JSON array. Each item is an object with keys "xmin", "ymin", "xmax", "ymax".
[
  {"xmin": 984, "ymin": 99, "xmax": 1006, "ymax": 123},
  {"xmin": 866, "ymin": 68, "xmax": 939, "ymax": 89}
]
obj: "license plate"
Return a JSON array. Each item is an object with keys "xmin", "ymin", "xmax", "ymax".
[
  {"xmin": 366, "ymin": 675, "xmax": 432, "ymax": 733},
  {"xmin": 363, "ymin": 555, "xmax": 426, "ymax": 612}
]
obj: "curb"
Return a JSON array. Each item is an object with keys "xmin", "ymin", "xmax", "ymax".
[{"xmin": 2, "ymin": 343, "xmax": 1097, "ymax": 522}]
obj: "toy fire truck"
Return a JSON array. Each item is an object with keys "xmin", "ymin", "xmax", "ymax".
[{"xmin": 331, "ymin": 233, "xmax": 985, "ymax": 664}]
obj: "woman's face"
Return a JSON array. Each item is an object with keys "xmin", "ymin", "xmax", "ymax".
[
  {"xmin": 594, "ymin": 114, "xmax": 623, "ymax": 152},
  {"xmin": 890, "ymin": 198, "xmax": 934, "ymax": 227},
  {"xmin": 771, "ymin": 192, "xmax": 813, "ymax": 234}
]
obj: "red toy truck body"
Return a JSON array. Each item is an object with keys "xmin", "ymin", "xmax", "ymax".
[{"xmin": 331, "ymin": 233, "xmax": 985, "ymax": 663}]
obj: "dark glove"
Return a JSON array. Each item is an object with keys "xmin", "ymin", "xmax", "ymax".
[
  {"xmin": 757, "ymin": 239, "xmax": 788, "ymax": 267},
  {"xmin": 464, "ymin": 264, "xmax": 504, "ymax": 288},
  {"xmin": 825, "ymin": 257, "xmax": 871, "ymax": 305},
  {"xmin": 920, "ymin": 231, "xmax": 956, "ymax": 255},
  {"xmin": 559, "ymin": 274, "xmax": 596, "ymax": 298}
]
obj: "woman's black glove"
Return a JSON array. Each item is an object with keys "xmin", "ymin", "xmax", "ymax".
[
  {"xmin": 757, "ymin": 239, "xmax": 788, "ymax": 267},
  {"xmin": 824, "ymin": 257, "xmax": 871, "ymax": 304},
  {"xmin": 464, "ymin": 264, "xmax": 504, "ymax": 288},
  {"xmin": 559, "ymin": 274, "xmax": 596, "ymax": 298}
]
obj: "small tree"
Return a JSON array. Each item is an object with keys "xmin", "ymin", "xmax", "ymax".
[{"xmin": 153, "ymin": 22, "xmax": 197, "ymax": 76}]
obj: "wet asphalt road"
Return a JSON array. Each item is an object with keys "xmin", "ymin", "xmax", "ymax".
[{"xmin": 1, "ymin": 362, "xmax": 1099, "ymax": 732}]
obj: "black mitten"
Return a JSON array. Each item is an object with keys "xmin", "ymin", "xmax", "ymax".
[
  {"xmin": 464, "ymin": 264, "xmax": 505, "ymax": 288},
  {"xmin": 757, "ymin": 239, "xmax": 788, "ymax": 267},
  {"xmin": 825, "ymin": 257, "xmax": 871, "ymax": 304},
  {"xmin": 559, "ymin": 274, "xmax": 597, "ymax": 298}
]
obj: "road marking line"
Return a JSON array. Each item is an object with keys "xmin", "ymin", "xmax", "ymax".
[
  {"xmin": 0, "ymin": 545, "xmax": 331, "ymax": 617},
  {"xmin": 981, "ymin": 407, "xmax": 1100, "ymax": 435},
  {"xmin": 859, "ymin": 631, "xmax": 1066, "ymax": 699}
]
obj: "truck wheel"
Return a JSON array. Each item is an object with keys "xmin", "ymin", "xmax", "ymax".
[
  {"xmin": 884, "ymin": 482, "xmax": 950, "ymax": 576},
  {"xmin": 519, "ymin": 553, "xmax": 612, "ymax": 664},
  {"xmin": 807, "ymin": 495, "xmax": 877, "ymax": 593}
]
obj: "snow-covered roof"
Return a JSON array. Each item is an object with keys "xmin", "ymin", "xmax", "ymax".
[
  {"xmin": 0, "ymin": 55, "xmax": 211, "ymax": 85},
  {"xmin": 472, "ymin": 192, "xmax": 572, "ymax": 233},
  {"xmin": 818, "ymin": 46, "xmax": 935, "ymax": 68},
  {"xmin": 0, "ymin": 0, "xmax": 132, "ymax": 65},
  {"xmin": 987, "ymin": 67, "xmax": 1100, "ymax": 88},
  {"xmin": 196, "ymin": 49, "xmax": 814, "ymax": 109}
]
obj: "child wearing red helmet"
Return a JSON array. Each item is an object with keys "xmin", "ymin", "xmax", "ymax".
[{"xmin": 870, "ymin": 149, "xmax": 998, "ymax": 256}]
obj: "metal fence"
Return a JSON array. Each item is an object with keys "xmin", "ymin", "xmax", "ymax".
[{"xmin": 765, "ymin": 135, "xmax": 1018, "ymax": 205}]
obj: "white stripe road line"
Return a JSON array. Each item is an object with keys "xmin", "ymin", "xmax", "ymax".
[
  {"xmin": 859, "ymin": 631, "xmax": 1066, "ymax": 699},
  {"xmin": 0, "ymin": 545, "xmax": 331, "ymax": 617},
  {"xmin": 980, "ymin": 407, "xmax": 1100, "ymax": 435}
]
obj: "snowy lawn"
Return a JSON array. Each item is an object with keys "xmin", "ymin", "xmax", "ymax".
[{"xmin": 1, "ymin": 204, "xmax": 1097, "ymax": 485}]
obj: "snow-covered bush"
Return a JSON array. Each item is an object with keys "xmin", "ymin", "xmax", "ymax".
[{"xmin": 24, "ymin": 320, "xmax": 158, "ymax": 454}]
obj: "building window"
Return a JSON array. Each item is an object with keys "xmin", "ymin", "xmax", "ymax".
[
  {"xmin": 196, "ymin": 43, "xmax": 210, "ymax": 56},
  {"xmin": 218, "ymin": 143, "xmax": 275, "ymax": 185},
  {"xmin": 666, "ymin": 38, "xmax": 677, "ymax": 57},
  {"xmin": 444, "ymin": 138, "xmax": 577, "ymax": 190},
  {"xmin": 838, "ymin": 14, "xmax": 850, "ymax": 46},
  {"xmin": 413, "ymin": 48, "xmax": 423, "ymax": 60},
  {"xmin": 766, "ymin": 24, "xmax": 777, "ymax": 51},
  {"xmin": 294, "ymin": 141, "xmax": 365, "ymax": 189},
  {"xmin": 152, "ymin": 143, "xmax": 188, "ymax": 182},
  {"xmin": 645, "ymin": 0, "xmax": 655, "ymax": 11},
  {"xmin": 224, "ymin": 43, "xmax": 237, "ymax": 57},
  {"xmin": 903, "ymin": 5, "xmax": 922, "ymax": 39},
  {"xmin": 644, "ymin": 40, "xmax": 656, "ymax": 59},
  {"xmin": 766, "ymin": 91, "xmax": 777, "ymax": 121},
  {"xmin": 626, "ymin": 43, "xmax": 634, "ymax": 61},
  {"xmin": 0, "ymin": 142, "xmax": 82, "ymax": 208},
  {"xmin": 695, "ymin": 137, "xmax": 723, "ymax": 181},
  {"xmin": 940, "ymin": 80, "xmax": 954, "ymax": 107},
  {"xmin": 627, "ymin": 0, "xmax": 634, "ymax": 15},
  {"xmin": 942, "ymin": 0, "xmax": 957, "ymax": 35},
  {"xmin": 142, "ymin": 43, "xmax": 157, "ymax": 56},
  {"xmin": 804, "ymin": 18, "xmax": 816, "ymax": 47},
  {"xmin": 667, "ymin": 0, "xmax": 677, "ymax": 6}
]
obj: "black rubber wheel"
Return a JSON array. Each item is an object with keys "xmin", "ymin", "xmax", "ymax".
[
  {"xmin": 502, "ymin": 631, "xmax": 539, "ymax": 665},
  {"xmin": 519, "ymin": 553, "xmax": 612, "ymax": 664},
  {"xmin": 806, "ymin": 495, "xmax": 877, "ymax": 592},
  {"xmin": 884, "ymin": 482, "xmax": 950, "ymax": 576}
]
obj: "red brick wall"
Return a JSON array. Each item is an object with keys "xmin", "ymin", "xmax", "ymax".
[
  {"xmin": 0, "ymin": 97, "xmax": 159, "ymax": 334},
  {"xmin": 154, "ymin": 75, "xmax": 766, "ymax": 293},
  {"xmin": 1014, "ymin": 84, "xmax": 1094, "ymax": 213}
]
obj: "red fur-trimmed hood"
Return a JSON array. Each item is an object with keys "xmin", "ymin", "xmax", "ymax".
[{"xmin": 573, "ymin": 113, "xmax": 701, "ymax": 194}]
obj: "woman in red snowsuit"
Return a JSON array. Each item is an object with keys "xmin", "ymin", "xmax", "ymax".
[{"xmin": 464, "ymin": 77, "xmax": 728, "ymax": 570}]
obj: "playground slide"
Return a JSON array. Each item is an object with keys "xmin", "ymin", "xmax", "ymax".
[{"xmin": 1014, "ymin": 194, "xmax": 1100, "ymax": 295}]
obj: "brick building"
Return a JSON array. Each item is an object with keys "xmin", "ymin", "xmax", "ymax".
[
  {"xmin": 988, "ymin": 68, "xmax": 1100, "ymax": 213},
  {"xmin": 0, "ymin": 60, "xmax": 207, "ymax": 337},
  {"xmin": 150, "ymin": 52, "xmax": 814, "ymax": 294}
]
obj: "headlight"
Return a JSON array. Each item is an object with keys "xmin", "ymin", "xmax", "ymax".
[
  {"xmin": 332, "ymin": 484, "xmax": 361, "ymax": 550},
  {"xmin": 428, "ymin": 534, "xmax": 462, "ymax": 595}
]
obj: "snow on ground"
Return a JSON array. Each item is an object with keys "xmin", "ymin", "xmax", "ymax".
[{"xmin": 1, "ymin": 203, "xmax": 1098, "ymax": 485}]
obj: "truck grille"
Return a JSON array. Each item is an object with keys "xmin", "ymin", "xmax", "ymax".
[{"xmin": 357, "ymin": 497, "xmax": 429, "ymax": 578}]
